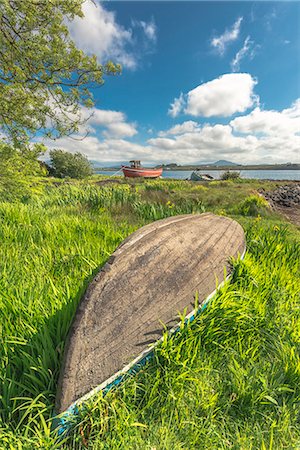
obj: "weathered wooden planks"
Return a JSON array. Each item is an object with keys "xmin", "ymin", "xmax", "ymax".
[{"xmin": 56, "ymin": 213, "xmax": 245, "ymax": 413}]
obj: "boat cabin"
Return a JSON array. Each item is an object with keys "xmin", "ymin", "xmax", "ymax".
[{"xmin": 130, "ymin": 160, "xmax": 141, "ymax": 168}]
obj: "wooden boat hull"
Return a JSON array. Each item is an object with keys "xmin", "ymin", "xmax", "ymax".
[
  {"xmin": 190, "ymin": 171, "xmax": 214, "ymax": 181},
  {"xmin": 122, "ymin": 166, "xmax": 163, "ymax": 178},
  {"xmin": 56, "ymin": 213, "xmax": 245, "ymax": 413}
]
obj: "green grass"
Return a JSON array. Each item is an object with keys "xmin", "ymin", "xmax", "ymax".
[{"xmin": 0, "ymin": 177, "xmax": 299, "ymax": 449}]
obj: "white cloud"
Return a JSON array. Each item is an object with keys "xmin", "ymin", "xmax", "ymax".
[
  {"xmin": 86, "ymin": 109, "xmax": 124, "ymax": 126},
  {"xmin": 184, "ymin": 73, "xmax": 258, "ymax": 117},
  {"xmin": 159, "ymin": 121, "xmax": 200, "ymax": 136},
  {"xmin": 265, "ymin": 8, "xmax": 278, "ymax": 31},
  {"xmin": 231, "ymin": 36, "xmax": 257, "ymax": 72},
  {"xmin": 230, "ymin": 102, "xmax": 300, "ymax": 136},
  {"xmin": 68, "ymin": 1, "xmax": 134, "ymax": 68},
  {"xmin": 42, "ymin": 135, "xmax": 155, "ymax": 163},
  {"xmin": 211, "ymin": 17, "xmax": 243, "ymax": 55},
  {"xmin": 132, "ymin": 18, "xmax": 157, "ymax": 42},
  {"xmin": 148, "ymin": 116, "xmax": 299, "ymax": 164},
  {"xmin": 39, "ymin": 98, "xmax": 300, "ymax": 166},
  {"xmin": 68, "ymin": 2, "xmax": 156, "ymax": 69},
  {"xmin": 84, "ymin": 107, "xmax": 137, "ymax": 138},
  {"xmin": 102, "ymin": 122, "xmax": 137, "ymax": 139},
  {"xmin": 168, "ymin": 93, "xmax": 185, "ymax": 118},
  {"xmin": 148, "ymin": 98, "xmax": 300, "ymax": 164},
  {"xmin": 282, "ymin": 99, "xmax": 300, "ymax": 118},
  {"xmin": 149, "ymin": 123, "xmax": 252, "ymax": 157}
]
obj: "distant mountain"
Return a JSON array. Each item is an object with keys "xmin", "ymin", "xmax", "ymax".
[
  {"xmin": 211, "ymin": 160, "xmax": 238, "ymax": 166},
  {"xmin": 91, "ymin": 160, "xmax": 125, "ymax": 168},
  {"xmin": 91, "ymin": 159, "xmax": 239, "ymax": 169}
]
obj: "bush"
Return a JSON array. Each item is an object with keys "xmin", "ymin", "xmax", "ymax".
[
  {"xmin": 0, "ymin": 141, "xmax": 45, "ymax": 201},
  {"xmin": 237, "ymin": 194, "xmax": 269, "ymax": 216},
  {"xmin": 49, "ymin": 149, "xmax": 93, "ymax": 179},
  {"xmin": 220, "ymin": 170, "xmax": 241, "ymax": 180}
]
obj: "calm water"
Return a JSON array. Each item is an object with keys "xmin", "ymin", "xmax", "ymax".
[{"xmin": 96, "ymin": 169, "xmax": 300, "ymax": 181}]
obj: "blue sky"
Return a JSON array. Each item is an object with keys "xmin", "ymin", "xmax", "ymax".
[{"xmin": 44, "ymin": 1, "xmax": 300, "ymax": 165}]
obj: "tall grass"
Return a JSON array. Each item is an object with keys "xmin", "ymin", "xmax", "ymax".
[
  {"xmin": 0, "ymin": 179, "xmax": 299, "ymax": 448},
  {"xmin": 0, "ymin": 194, "xmax": 138, "ymax": 433},
  {"xmin": 132, "ymin": 199, "xmax": 205, "ymax": 220},
  {"xmin": 40, "ymin": 183, "xmax": 139, "ymax": 210}
]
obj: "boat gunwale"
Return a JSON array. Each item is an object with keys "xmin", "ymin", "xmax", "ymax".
[{"xmin": 121, "ymin": 165, "xmax": 162, "ymax": 173}]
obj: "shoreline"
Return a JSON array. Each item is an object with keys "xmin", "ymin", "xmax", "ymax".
[{"xmin": 96, "ymin": 166, "xmax": 300, "ymax": 172}]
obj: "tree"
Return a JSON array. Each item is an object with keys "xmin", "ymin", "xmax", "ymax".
[
  {"xmin": 49, "ymin": 149, "xmax": 93, "ymax": 179},
  {"xmin": 0, "ymin": 0, "xmax": 121, "ymax": 146}
]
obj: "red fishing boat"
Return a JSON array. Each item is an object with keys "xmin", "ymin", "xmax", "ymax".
[{"xmin": 122, "ymin": 161, "xmax": 163, "ymax": 178}]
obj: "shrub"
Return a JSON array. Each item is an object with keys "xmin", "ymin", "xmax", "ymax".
[
  {"xmin": 237, "ymin": 194, "xmax": 269, "ymax": 216},
  {"xmin": 220, "ymin": 170, "xmax": 241, "ymax": 180},
  {"xmin": 49, "ymin": 149, "xmax": 93, "ymax": 179}
]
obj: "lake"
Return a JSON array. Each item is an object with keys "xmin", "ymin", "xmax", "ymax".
[{"xmin": 96, "ymin": 169, "xmax": 300, "ymax": 181}]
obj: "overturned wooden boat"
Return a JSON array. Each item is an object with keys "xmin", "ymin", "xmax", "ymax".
[
  {"xmin": 122, "ymin": 160, "xmax": 163, "ymax": 178},
  {"xmin": 190, "ymin": 171, "xmax": 214, "ymax": 181},
  {"xmin": 56, "ymin": 213, "xmax": 245, "ymax": 414}
]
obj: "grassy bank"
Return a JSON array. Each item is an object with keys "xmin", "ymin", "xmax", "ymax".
[{"xmin": 0, "ymin": 177, "xmax": 299, "ymax": 448}]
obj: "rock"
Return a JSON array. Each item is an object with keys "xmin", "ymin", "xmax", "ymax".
[{"xmin": 261, "ymin": 183, "xmax": 300, "ymax": 208}]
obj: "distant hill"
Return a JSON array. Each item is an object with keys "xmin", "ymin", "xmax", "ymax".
[
  {"xmin": 91, "ymin": 160, "xmax": 125, "ymax": 168},
  {"xmin": 211, "ymin": 160, "xmax": 238, "ymax": 166},
  {"xmin": 89, "ymin": 160, "xmax": 239, "ymax": 169}
]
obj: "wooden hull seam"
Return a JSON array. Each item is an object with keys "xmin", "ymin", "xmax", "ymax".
[{"xmin": 54, "ymin": 247, "xmax": 246, "ymax": 436}]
